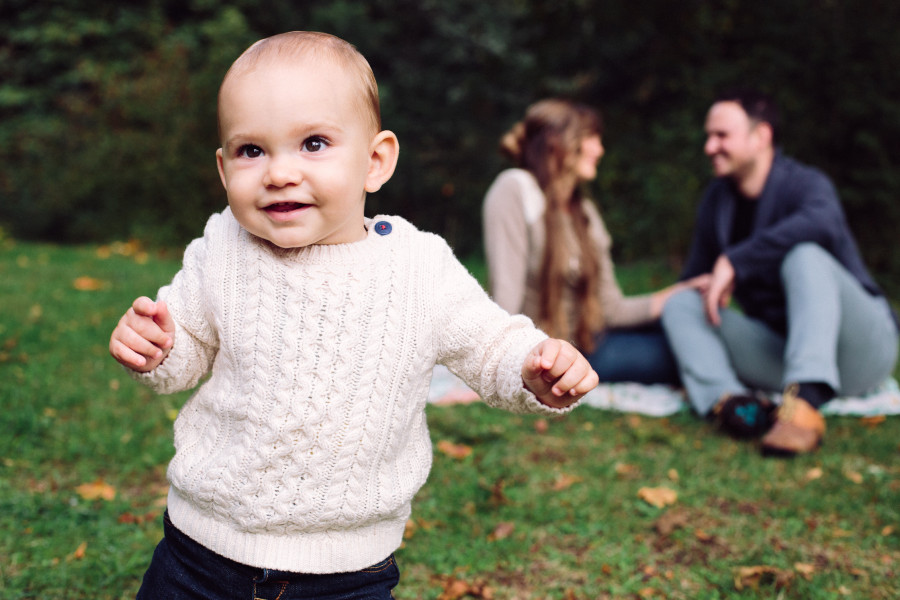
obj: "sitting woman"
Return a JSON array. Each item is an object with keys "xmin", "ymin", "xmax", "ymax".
[{"xmin": 483, "ymin": 99, "xmax": 704, "ymax": 385}]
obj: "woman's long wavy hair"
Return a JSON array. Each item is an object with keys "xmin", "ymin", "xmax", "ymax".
[{"xmin": 499, "ymin": 99, "xmax": 604, "ymax": 351}]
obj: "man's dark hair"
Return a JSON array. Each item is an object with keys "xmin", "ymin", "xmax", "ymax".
[{"xmin": 714, "ymin": 89, "xmax": 780, "ymax": 145}]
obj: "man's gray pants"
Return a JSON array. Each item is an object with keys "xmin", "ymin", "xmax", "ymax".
[{"xmin": 662, "ymin": 243, "xmax": 899, "ymax": 415}]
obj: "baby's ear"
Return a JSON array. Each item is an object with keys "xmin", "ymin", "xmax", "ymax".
[
  {"xmin": 365, "ymin": 131, "xmax": 399, "ymax": 193},
  {"xmin": 216, "ymin": 147, "xmax": 227, "ymax": 190}
]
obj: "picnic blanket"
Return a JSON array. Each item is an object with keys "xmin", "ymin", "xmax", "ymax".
[{"xmin": 427, "ymin": 364, "xmax": 900, "ymax": 417}]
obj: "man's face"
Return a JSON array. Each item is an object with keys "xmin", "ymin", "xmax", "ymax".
[{"xmin": 703, "ymin": 101, "xmax": 767, "ymax": 180}]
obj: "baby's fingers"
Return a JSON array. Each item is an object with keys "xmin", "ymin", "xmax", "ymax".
[
  {"xmin": 548, "ymin": 360, "xmax": 592, "ymax": 397},
  {"xmin": 109, "ymin": 335, "xmax": 153, "ymax": 369}
]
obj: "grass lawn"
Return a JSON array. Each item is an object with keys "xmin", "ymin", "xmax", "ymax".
[{"xmin": 1, "ymin": 237, "xmax": 898, "ymax": 599}]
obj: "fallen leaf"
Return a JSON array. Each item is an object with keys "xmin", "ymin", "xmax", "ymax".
[
  {"xmin": 436, "ymin": 576, "xmax": 493, "ymax": 600},
  {"xmin": 831, "ymin": 528, "xmax": 853, "ymax": 538},
  {"xmin": 882, "ymin": 525, "xmax": 894, "ymax": 536},
  {"xmin": 638, "ymin": 486, "xmax": 677, "ymax": 508},
  {"xmin": 695, "ymin": 529, "xmax": 713, "ymax": 542},
  {"xmin": 667, "ymin": 468, "xmax": 679, "ymax": 481},
  {"xmin": 654, "ymin": 508, "xmax": 689, "ymax": 535},
  {"xmin": 72, "ymin": 276, "xmax": 105, "ymax": 291},
  {"xmin": 794, "ymin": 562, "xmax": 815, "ymax": 580},
  {"xmin": 844, "ymin": 470, "xmax": 863, "ymax": 484},
  {"xmin": 861, "ymin": 415, "xmax": 886, "ymax": 427},
  {"xmin": 615, "ymin": 462, "xmax": 640, "ymax": 478},
  {"xmin": 75, "ymin": 478, "xmax": 116, "ymax": 501},
  {"xmin": 488, "ymin": 521, "xmax": 515, "ymax": 541},
  {"xmin": 69, "ymin": 541, "xmax": 87, "ymax": 561},
  {"xmin": 437, "ymin": 440, "xmax": 472, "ymax": 460},
  {"xmin": 552, "ymin": 473, "xmax": 582, "ymax": 491},
  {"xmin": 534, "ymin": 418, "xmax": 549, "ymax": 434},
  {"xmin": 489, "ymin": 479, "xmax": 507, "ymax": 505},
  {"xmin": 804, "ymin": 467, "xmax": 823, "ymax": 481},
  {"xmin": 734, "ymin": 565, "xmax": 794, "ymax": 590},
  {"xmin": 118, "ymin": 511, "xmax": 158, "ymax": 525}
]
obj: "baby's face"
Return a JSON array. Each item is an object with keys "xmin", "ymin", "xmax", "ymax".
[{"xmin": 216, "ymin": 58, "xmax": 376, "ymax": 248}]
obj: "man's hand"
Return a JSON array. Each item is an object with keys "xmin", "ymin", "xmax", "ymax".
[
  {"xmin": 704, "ymin": 255, "xmax": 735, "ymax": 326},
  {"xmin": 109, "ymin": 297, "xmax": 175, "ymax": 372},
  {"xmin": 522, "ymin": 339, "xmax": 599, "ymax": 409}
]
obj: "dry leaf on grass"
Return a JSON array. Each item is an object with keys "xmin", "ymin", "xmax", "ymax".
[
  {"xmin": 436, "ymin": 440, "xmax": 472, "ymax": 460},
  {"xmin": 638, "ymin": 486, "xmax": 677, "ymax": 508},
  {"xmin": 552, "ymin": 473, "xmax": 582, "ymax": 491},
  {"xmin": 861, "ymin": 415, "xmax": 886, "ymax": 427},
  {"xmin": 72, "ymin": 276, "xmax": 105, "ymax": 291},
  {"xmin": 653, "ymin": 508, "xmax": 689, "ymax": 535},
  {"xmin": 844, "ymin": 470, "xmax": 863, "ymax": 484},
  {"xmin": 75, "ymin": 479, "xmax": 116, "ymax": 501},
  {"xmin": 804, "ymin": 467, "xmax": 824, "ymax": 481},
  {"xmin": 733, "ymin": 565, "xmax": 794, "ymax": 590},
  {"xmin": 794, "ymin": 562, "xmax": 816, "ymax": 580},
  {"xmin": 436, "ymin": 576, "xmax": 494, "ymax": 600},
  {"xmin": 68, "ymin": 542, "xmax": 88, "ymax": 561},
  {"xmin": 615, "ymin": 462, "xmax": 640, "ymax": 478},
  {"xmin": 488, "ymin": 521, "xmax": 515, "ymax": 541}
]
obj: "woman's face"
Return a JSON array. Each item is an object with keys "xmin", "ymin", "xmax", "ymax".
[{"xmin": 575, "ymin": 134, "xmax": 604, "ymax": 181}]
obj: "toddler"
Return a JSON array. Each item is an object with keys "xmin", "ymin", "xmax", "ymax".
[{"xmin": 110, "ymin": 31, "xmax": 598, "ymax": 599}]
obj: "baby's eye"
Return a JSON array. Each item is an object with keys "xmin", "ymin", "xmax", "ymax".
[
  {"xmin": 301, "ymin": 136, "xmax": 328, "ymax": 153},
  {"xmin": 237, "ymin": 144, "xmax": 263, "ymax": 159}
]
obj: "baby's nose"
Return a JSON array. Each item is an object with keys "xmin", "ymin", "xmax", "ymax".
[{"xmin": 265, "ymin": 156, "xmax": 301, "ymax": 187}]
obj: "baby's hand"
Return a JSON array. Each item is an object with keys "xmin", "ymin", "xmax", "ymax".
[
  {"xmin": 522, "ymin": 339, "xmax": 599, "ymax": 409},
  {"xmin": 109, "ymin": 297, "xmax": 175, "ymax": 372}
]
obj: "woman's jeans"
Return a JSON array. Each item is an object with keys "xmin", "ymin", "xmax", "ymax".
[
  {"xmin": 136, "ymin": 513, "xmax": 400, "ymax": 599},
  {"xmin": 586, "ymin": 323, "xmax": 680, "ymax": 386}
]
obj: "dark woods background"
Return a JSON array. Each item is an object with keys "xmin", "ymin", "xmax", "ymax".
[{"xmin": 2, "ymin": 1, "xmax": 899, "ymax": 294}]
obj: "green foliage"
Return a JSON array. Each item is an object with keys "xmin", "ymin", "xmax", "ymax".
[{"xmin": 2, "ymin": 1, "xmax": 900, "ymax": 294}]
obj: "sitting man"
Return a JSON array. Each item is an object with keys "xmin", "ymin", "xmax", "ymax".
[{"xmin": 662, "ymin": 89, "xmax": 898, "ymax": 456}]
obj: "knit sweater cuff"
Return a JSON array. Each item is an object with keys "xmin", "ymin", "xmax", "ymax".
[{"xmin": 495, "ymin": 330, "xmax": 582, "ymax": 416}]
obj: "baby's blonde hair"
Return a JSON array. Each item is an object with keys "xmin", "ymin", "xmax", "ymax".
[{"xmin": 218, "ymin": 31, "xmax": 382, "ymax": 137}]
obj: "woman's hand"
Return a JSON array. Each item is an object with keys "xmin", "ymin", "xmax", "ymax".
[{"xmin": 649, "ymin": 274, "xmax": 712, "ymax": 319}]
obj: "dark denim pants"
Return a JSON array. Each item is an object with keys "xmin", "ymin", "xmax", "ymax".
[
  {"xmin": 586, "ymin": 323, "xmax": 680, "ymax": 386},
  {"xmin": 136, "ymin": 513, "xmax": 400, "ymax": 599}
]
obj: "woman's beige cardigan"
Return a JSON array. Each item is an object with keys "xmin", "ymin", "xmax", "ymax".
[{"xmin": 482, "ymin": 168, "xmax": 655, "ymax": 339}]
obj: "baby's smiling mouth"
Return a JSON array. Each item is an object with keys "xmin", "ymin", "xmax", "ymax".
[{"xmin": 266, "ymin": 202, "xmax": 308, "ymax": 212}]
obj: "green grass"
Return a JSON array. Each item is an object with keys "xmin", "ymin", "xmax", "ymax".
[{"xmin": 1, "ymin": 239, "xmax": 898, "ymax": 599}]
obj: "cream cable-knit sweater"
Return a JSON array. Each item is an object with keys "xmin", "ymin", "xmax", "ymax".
[{"xmin": 135, "ymin": 208, "xmax": 570, "ymax": 574}]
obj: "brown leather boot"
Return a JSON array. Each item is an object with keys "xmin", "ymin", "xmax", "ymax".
[{"xmin": 761, "ymin": 384, "xmax": 826, "ymax": 456}]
